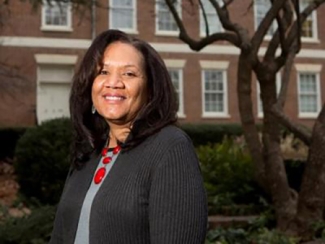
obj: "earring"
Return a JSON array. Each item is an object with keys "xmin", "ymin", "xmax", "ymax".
[{"xmin": 92, "ymin": 105, "xmax": 96, "ymax": 114}]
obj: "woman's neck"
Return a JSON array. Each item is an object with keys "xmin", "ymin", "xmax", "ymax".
[{"xmin": 108, "ymin": 123, "xmax": 131, "ymax": 148}]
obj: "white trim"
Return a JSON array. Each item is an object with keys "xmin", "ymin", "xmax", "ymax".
[
  {"xmin": 41, "ymin": 26, "xmax": 73, "ymax": 32},
  {"xmin": 297, "ymin": 72, "xmax": 322, "ymax": 118},
  {"xmin": 199, "ymin": 60, "xmax": 229, "ymax": 69},
  {"xmin": 164, "ymin": 59, "xmax": 186, "ymax": 68},
  {"xmin": 35, "ymin": 54, "xmax": 78, "ymax": 65},
  {"xmin": 295, "ymin": 64, "xmax": 322, "ymax": 72},
  {"xmin": 41, "ymin": 1, "xmax": 72, "ymax": 32},
  {"xmin": 0, "ymin": 37, "xmax": 91, "ymax": 49},
  {"xmin": 201, "ymin": 69, "xmax": 229, "ymax": 118},
  {"xmin": 2, "ymin": 37, "xmax": 325, "ymax": 59},
  {"xmin": 108, "ymin": 0, "xmax": 138, "ymax": 33}
]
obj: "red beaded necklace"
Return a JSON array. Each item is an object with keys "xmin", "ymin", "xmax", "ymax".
[{"xmin": 93, "ymin": 145, "xmax": 121, "ymax": 184}]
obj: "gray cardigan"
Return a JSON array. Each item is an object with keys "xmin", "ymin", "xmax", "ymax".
[{"xmin": 49, "ymin": 126, "xmax": 208, "ymax": 244}]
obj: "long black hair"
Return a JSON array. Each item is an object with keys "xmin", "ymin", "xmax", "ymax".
[{"xmin": 69, "ymin": 29, "xmax": 178, "ymax": 168}]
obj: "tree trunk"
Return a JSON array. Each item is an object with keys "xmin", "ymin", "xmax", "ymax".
[
  {"xmin": 290, "ymin": 103, "xmax": 325, "ymax": 240},
  {"xmin": 260, "ymin": 78, "xmax": 297, "ymax": 231},
  {"xmin": 237, "ymin": 53, "xmax": 267, "ymax": 190}
]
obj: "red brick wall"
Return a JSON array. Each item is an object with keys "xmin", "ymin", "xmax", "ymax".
[{"xmin": 0, "ymin": 0, "xmax": 324, "ymax": 128}]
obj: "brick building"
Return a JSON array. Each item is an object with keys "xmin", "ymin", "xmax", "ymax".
[{"xmin": 0, "ymin": 0, "xmax": 324, "ymax": 127}]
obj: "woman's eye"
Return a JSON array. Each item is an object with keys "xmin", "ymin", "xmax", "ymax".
[
  {"xmin": 99, "ymin": 70, "xmax": 108, "ymax": 75},
  {"xmin": 124, "ymin": 71, "xmax": 136, "ymax": 77}
]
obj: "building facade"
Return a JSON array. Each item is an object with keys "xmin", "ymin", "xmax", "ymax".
[{"xmin": 0, "ymin": 0, "xmax": 324, "ymax": 127}]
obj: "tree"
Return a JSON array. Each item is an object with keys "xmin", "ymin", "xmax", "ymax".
[{"xmin": 165, "ymin": 0, "xmax": 325, "ymax": 240}]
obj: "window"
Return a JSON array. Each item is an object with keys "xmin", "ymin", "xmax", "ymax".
[
  {"xmin": 202, "ymin": 70, "xmax": 228, "ymax": 116},
  {"xmin": 200, "ymin": 0, "xmax": 222, "ymax": 36},
  {"xmin": 164, "ymin": 59, "xmax": 186, "ymax": 118},
  {"xmin": 35, "ymin": 54, "xmax": 77, "ymax": 124},
  {"xmin": 200, "ymin": 61, "xmax": 229, "ymax": 117},
  {"xmin": 257, "ymin": 74, "xmax": 281, "ymax": 117},
  {"xmin": 41, "ymin": 0, "xmax": 72, "ymax": 31},
  {"xmin": 298, "ymin": 73, "xmax": 321, "ymax": 117},
  {"xmin": 109, "ymin": 0, "xmax": 137, "ymax": 33},
  {"xmin": 168, "ymin": 69, "xmax": 184, "ymax": 117},
  {"xmin": 254, "ymin": 0, "xmax": 276, "ymax": 37},
  {"xmin": 156, "ymin": 0, "xmax": 181, "ymax": 35},
  {"xmin": 300, "ymin": 0, "xmax": 317, "ymax": 39}
]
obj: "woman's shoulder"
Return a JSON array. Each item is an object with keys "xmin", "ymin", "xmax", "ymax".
[{"xmin": 150, "ymin": 125, "xmax": 192, "ymax": 146}]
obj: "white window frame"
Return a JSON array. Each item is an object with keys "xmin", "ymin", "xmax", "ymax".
[
  {"xmin": 165, "ymin": 59, "xmax": 186, "ymax": 118},
  {"xmin": 200, "ymin": 61, "xmax": 230, "ymax": 118},
  {"xmin": 34, "ymin": 54, "xmax": 77, "ymax": 124},
  {"xmin": 41, "ymin": 0, "xmax": 72, "ymax": 32},
  {"xmin": 295, "ymin": 64, "xmax": 322, "ymax": 118},
  {"xmin": 155, "ymin": 0, "xmax": 181, "ymax": 36},
  {"xmin": 109, "ymin": 0, "xmax": 138, "ymax": 34},
  {"xmin": 257, "ymin": 73, "xmax": 281, "ymax": 118},
  {"xmin": 254, "ymin": 0, "xmax": 277, "ymax": 39},
  {"xmin": 199, "ymin": 0, "xmax": 223, "ymax": 37},
  {"xmin": 300, "ymin": 0, "xmax": 318, "ymax": 42}
]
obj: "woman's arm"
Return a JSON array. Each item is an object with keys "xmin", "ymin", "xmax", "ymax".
[{"xmin": 149, "ymin": 137, "xmax": 208, "ymax": 244}]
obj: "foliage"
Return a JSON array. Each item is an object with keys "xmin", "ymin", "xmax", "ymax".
[
  {"xmin": 0, "ymin": 127, "xmax": 26, "ymax": 160},
  {"xmin": 181, "ymin": 123, "xmax": 244, "ymax": 147},
  {"xmin": 0, "ymin": 205, "xmax": 56, "ymax": 244},
  {"xmin": 14, "ymin": 118, "xmax": 72, "ymax": 205},
  {"xmin": 206, "ymin": 213, "xmax": 298, "ymax": 244},
  {"xmin": 197, "ymin": 138, "xmax": 267, "ymax": 215}
]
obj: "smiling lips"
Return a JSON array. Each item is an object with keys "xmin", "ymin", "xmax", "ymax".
[{"xmin": 103, "ymin": 95, "xmax": 126, "ymax": 101}]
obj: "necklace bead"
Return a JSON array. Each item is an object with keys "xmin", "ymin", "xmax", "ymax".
[
  {"xmin": 94, "ymin": 145, "xmax": 121, "ymax": 184},
  {"xmin": 94, "ymin": 167, "xmax": 106, "ymax": 184},
  {"xmin": 103, "ymin": 156, "xmax": 112, "ymax": 164}
]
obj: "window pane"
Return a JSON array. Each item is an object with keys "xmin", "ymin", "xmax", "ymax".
[
  {"xmin": 45, "ymin": 1, "xmax": 69, "ymax": 26},
  {"xmin": 111, "ymin": 0, "xmax": 134, "ymax": 29},
  {"xmin": 157, "ymin": 0, "xmax": 179, "ymax": 31},
  {"xmin": 255, "ymin": 0, "xmax": 276, "ymax": 35},
  {"xmin": 200, "ymin": 0, "xmax": 222, "ymax": 34},
  {"xmin": 204, "ymin": 70, "xmax": 225, "ymax": 113},
  {"xmin": 112, "ymin": 0, "xmax": 133, "ymax": 7},
  {"xmin": 112, "ymin": 9, "xmax": 133, "ymax": 28},
  {"xmin": 299, "ymin": 73, "xmax": 318, "ymax": 113},
  {"xmin": 168, "ymin": 69, "xmax": 182, "ymax": 114},
  {"xmin": 300, "ymin": 0, "xmax": 314, "ymax": 38}
]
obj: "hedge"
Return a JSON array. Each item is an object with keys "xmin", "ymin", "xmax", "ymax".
[{"xmin": 0, "ymin": 128, "xmax": 26, "ymax": 161}]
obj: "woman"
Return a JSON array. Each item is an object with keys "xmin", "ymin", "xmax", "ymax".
[{"xmin": 50, "ymin": 29, "xmax": 207, "ymax": 244}]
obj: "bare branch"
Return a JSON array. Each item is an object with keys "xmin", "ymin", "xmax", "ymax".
[
  {"xmin": 277, "ymin": 49, "xmax": 295, "ymax": 108},
  {"xmin": 208, "ymin": 0, "xmax": 251, "ymax": 50},
  {"xmin": 165, "ymin": 0, "xmax": 240, "ymax": 49},
  {"xmin": 285, "ymin": 0, "xmax": 325, "ymax": 50},
  {"xmin": 264, "ymin": 1, "xmax": 293, "ymax": 64},
  {"xmin": 271, "ymin": 105, "xmax": 311, "ymax": 145},
  {"xmin": 252, "ymin": 0, "xmax": 286, "ymax": 55},
  {"xmin": 198, "ymin": 0, "xmax": 210, "ymax": 36}
]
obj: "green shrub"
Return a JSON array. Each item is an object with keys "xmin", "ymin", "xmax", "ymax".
[
  {"xmin": 181, "ymin": 123, "xmax": 243, "ymax": 147},
  {"xmin": 14, "ymin": 118, "xmax": 72, "ymax": 205},
  {"xmin": 0, "ymin": 127, "xmax": 26, "ymax": 160},
  {"xmin": 197, "ymin": 139, "xmax": 267, "ymax": 215},
  {"xmin": 205, "ymin": 227, "xmax": 298, "ymax": 244},
  {"xmin": 0, "ymin": 205, "xmax": 56, "ymax": 244}
]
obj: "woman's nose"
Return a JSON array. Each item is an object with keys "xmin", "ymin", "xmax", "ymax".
[{"xmin": 104, "ymin": 72, "xmax": 123, "ymax": 88}]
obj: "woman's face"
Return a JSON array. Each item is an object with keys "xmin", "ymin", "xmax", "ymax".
[{"xmin": 91, "ymin": 42, "xmax": 147, "ymax": 126}]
